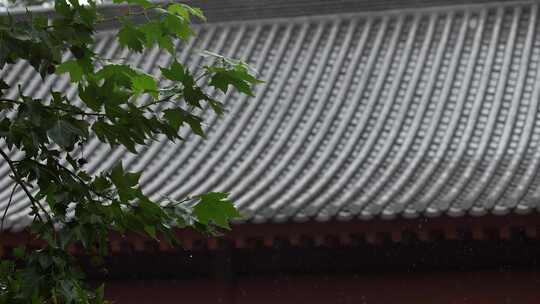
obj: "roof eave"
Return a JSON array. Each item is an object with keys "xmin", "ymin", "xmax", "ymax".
[{"xmin": 2, "ymin": 0, "xmax": 535, "ymax": 27}]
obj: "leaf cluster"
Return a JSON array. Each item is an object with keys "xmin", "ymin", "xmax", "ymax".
[{"xmin": 0, "ymin": 0, "xmax": 262, "ymax": 302}]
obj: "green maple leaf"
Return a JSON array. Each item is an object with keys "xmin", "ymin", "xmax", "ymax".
[
  {"xmin": 208, "ymin": 64, "xmax": 263, "ymax": 97},
  {"xmin": 184, "ymin": 85, "xmax": 208, "ymax": 109},
  {"xmin": 132, "ymin": 74, "xmax": 158, "ymax": 98},
  {"xmin": 139, "ymin": 21, "xmax": 163, "ymax": 46},
  {"xmin": 163, "ymin": 108, "xmax": 205, "ymax": 137},
  {"xmin": 208, "ymin": 98, "xmax": 225, "ymax": 116},
  {"xmin": 117, "ymin": 22, "xmax": 145, "ymax": 52},
  {"xmin": 157, "ymin": 35, "xmax": 175, "ymax": 54},
  {"xmin": 163, "ymin": 14, "xmax": 193, "ymax": 41},
  {"xmin": 56, "ymin": 60, "xmax": 83, "ymax": 82},
  {"xmin": 163, "ymin": 108, "xmax": 184, "ymax": 132},
  {"xmin": 79, "ymin": 81, "xmax": 102, "ymax": 111},
  {"xmin": 167, "ymin": 3, "xmax": 190, "ymax": 21},
  {"xmin": 95, "ymin": 64, "xmax": 138, "ymax": 88},
  {"xmin": 193, "ymin": 192, "xmax": 241, "ymax": 229},
  {"xmin": 47, "ymin": 119, "xmax": 85, "ymax": 148},
  {"xmin": 55, "ymin": 0, "xmax": 73, "ymax": 17},
  {"xmin": 160, "ymin": 61, "xmax": 186, "ymax": 82},
  {"xmin": 168, "ymin": 3, "xmax": 206, "ymax": 22},
  {"xmin": 112, "ymin": 0, "xmax": 154, "ymax": 9},
  {"xmin": 111, "ymin": 163, "xmax": 141, "ymax": 189}
]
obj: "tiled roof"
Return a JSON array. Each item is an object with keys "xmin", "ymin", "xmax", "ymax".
[{"xmin": 2, "ymin": 1, "xmax": 540, "ymax": 231}]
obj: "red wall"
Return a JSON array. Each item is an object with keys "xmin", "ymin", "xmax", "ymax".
[{"xmin": 106, "ymin": 271, "xmax": 540, "ymax": 303}]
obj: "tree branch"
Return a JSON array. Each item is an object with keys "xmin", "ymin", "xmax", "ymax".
[{"xmin": 0, "ymin": 148, "xmax": 49, "ymax": 223}]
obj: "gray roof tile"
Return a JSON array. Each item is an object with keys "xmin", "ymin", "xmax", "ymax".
[{"xmin": 2, "ymin": 1, "xmax": 540, "ymax": 230}]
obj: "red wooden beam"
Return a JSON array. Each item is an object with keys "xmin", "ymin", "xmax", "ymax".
[{"xmin": 2, "ymin": 213, "xmax": 540, "ymax": 255}]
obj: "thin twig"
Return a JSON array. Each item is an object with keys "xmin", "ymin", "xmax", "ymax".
[
  {"xmin": 194, "ymin": 72, "xmax": 208, "ymax": 84},
  {"xmin": 164, "ymin": 194, "xmax": 202, "ymax": 208},
  {"xmin": 139, "ymin": 93, "xmax": 180, "ymax": 110},
  {"xmin": 1, "ymin": 183, "xmax": 18, "ymax": 231},
  {"xmin": 94, "ymin": 54, "xmax": 130, "ymax": 63}
]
